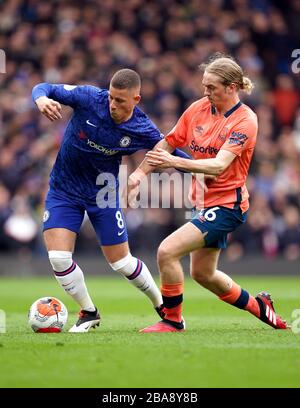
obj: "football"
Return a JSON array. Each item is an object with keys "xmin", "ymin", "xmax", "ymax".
[{"xmin": 28, "ymin": 297, "xmax": 68, "ymax": 333}]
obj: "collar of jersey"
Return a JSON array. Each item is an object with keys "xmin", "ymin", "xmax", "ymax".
[{"xmin": 211, "ymin": 101, "xmax": 242, "ymax": 118}]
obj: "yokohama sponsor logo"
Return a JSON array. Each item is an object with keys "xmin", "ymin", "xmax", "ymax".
[
  {"xmin": 87, "ymin": 139, "xmax": 118, "ymax": 155},
  {"xmin": 190, "ymin": 140, "xmax": 219, "ymax": 155},
  {"xmin": 78, "ymin": 130, "xmax": 118, "ymax": 155}
]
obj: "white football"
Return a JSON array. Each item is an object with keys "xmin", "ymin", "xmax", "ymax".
[{"xmin": 28, "ymin": 297, "xmax": 68, "ymax": 333}]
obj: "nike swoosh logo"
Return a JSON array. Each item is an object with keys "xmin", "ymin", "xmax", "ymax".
[
  {"xmin": 62, "ymin": 280, "xmax": 74, "ymax": 287},
  {"xmin": 118, "ymin": 230, "xmax": 125, "ymax": 236},
  {"xmin": 86, "ymin": 119, "xmax": 97, "ymax": 127}
]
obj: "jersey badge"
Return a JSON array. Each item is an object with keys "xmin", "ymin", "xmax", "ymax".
[
  {"xmin": 119, "ymin": 136, "xmax": 131, "ymax": 147},
  {"xmin": 218, "ymin": 126, "xmax": 230, "ymax": 141}
]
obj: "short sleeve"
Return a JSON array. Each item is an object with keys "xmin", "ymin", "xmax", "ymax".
[
  {"xmin": 165, "ymin": 109, "xmax": 189, "ymax": 148},
  {"xmin": 221, "ymin": 116, "xmax": 258, "ymax": 157}
]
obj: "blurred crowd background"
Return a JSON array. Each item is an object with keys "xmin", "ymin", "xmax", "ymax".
[{"xmin": 0, "ymin": 0, "xmax": 300, "ymax": 262}]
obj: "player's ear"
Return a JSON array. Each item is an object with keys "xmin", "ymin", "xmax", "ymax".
[
  {"xmin": 229, "ymin": 83, "xmax": 238, "ymax": 93},
  {"xmin": 134, "ymin": 94, "xmax": 141, "ymax": 104}
]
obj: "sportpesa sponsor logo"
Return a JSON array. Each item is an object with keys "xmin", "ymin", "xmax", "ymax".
[
  {"xmin": 190, "ymin": 140, "xmax": 219, "ymax": 155},
  {"xmin": 87, "ymin": 139, "xmax": 118, "ymax": 155}
]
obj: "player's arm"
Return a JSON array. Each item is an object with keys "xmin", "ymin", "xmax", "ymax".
[
  {"xmin": 123, "ymin": 138, "xmax": 174, "ymax": 206},
  {"xmin": 32, "ymin": 83, "xmax": 90, "ymax": 121},
  {"xmin": 130, "ymin": 139, "xmax": 191, "ymax": 183},
  {"xmin": 145, "ymin": 148, "xmax": 236, "ymax": 175},
  {"xmin": 148, "ymin": 116, "xmax": 258, "ymax": 175},
  {"xmin": 128, "ymin": 138, "xmax": 174, "ymax": 186},
  {"xmin": 129, "ymin": 105, "xmax": 193, "ymax": 185},
  {"xmin": 172, "ymin": 148, "xmax": 191, "ymax": 160}
]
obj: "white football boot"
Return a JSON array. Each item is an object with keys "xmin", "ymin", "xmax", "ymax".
[{"xmin": 69, "ymin": 308, "xmax": 100, "ymax": 333}]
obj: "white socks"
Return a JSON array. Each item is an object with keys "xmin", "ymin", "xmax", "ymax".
[
  {"xmin": 49, "ymin": 250, "xmax": 162, "ymax": 311},
  {"xmin": 48, "ymin": 250, "xmax": 95, "ymax": 312},
  {"xmin": 110, "ymin": 253, "xmax": 162, "ymax": 308}
]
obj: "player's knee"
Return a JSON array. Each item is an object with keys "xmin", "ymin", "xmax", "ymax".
[
  {"xmin": 109, "ymin": 253, "xmax": 136, "ymax": 276},
  {"xmin": 190, "ymin": 268, "xmax": 213, "ymax": 283},
  {"xmin": 157, "ymin": 242, "xmax": 175, "ymax": 266},
  {"xmin": 48, "ymin": 250, "xmax": 73, "ymax": 273}
]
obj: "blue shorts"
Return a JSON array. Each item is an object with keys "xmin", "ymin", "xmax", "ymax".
[
  {"xmin": 43, "ymin": 189, "xmax": 128, "ymax": 246},
  {"xmin": 190, "ymin": 206, "xmax": 247, "ymax": 249}
]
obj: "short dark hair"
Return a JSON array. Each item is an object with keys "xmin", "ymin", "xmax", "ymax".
[{"xmin": 110, "ymin": 68, "xmax": 141, "ymax": 90}]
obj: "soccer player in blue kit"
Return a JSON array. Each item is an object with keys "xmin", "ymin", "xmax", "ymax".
[{"xmin": 32, "ymin": 69, "xmax": 188, "ymax": 332}]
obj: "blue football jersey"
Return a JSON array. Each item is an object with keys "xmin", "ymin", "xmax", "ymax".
[{"xmin": 32, "ymin": 84, "xmax": 164, "ymax": 202}]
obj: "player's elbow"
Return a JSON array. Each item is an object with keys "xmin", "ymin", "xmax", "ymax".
[
  {"xmin": 32, "ymin": 82, "xmax": 46, "ymax": 92},
  {"xmin": 213, "ymin": 160, "xmax": 228, "ymax": 175},
  {"xmin": 210, "ymin": 168, "xmax": 222, "ymax": 176}
]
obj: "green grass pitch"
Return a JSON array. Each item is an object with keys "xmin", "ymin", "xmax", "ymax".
[{"xmin": 0, "ymin": 275, "xmax": 299, "ymax": 388}]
